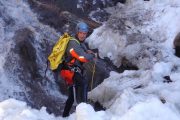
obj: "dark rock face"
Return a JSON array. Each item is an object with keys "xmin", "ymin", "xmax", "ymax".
[
  {"xmin": 114, "ymin": 0, "xmax": 126, "ymax": 4},
  {"xmin": 174, "ymin": 33, "xmax": 180, "ymax": 57},
  {"xmin": 27, "ymin": 0, "xmax": 102, "ymax": 34},
  {"xmin": 14, "ymin": 28, "xmax": 40, "ymax": 80},
  {"xmin": 27, "ymin": 0, "xmax": 66, "ymax": 32},
  {"xmin": 27, "ymin": 0, "xmax": 127, "ymax": 34},
  {"xmin": 119, "ymin": 57, "xmax": 138, "ymax": 72},
  {"xmin": 83, "ymin": 61, "xmax": 110, "ymax": 91},
  {"xmin": 4, "ymin": 28, "xmax": 64, "ymax": 116},
  {"xmin": 175, "ymin": 46, "xmax": 180, "ymax": 58}
]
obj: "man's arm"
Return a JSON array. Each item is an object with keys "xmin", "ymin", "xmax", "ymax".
[{"xmin": 66, "ymin": 40, "xmax": 94, "ymax": 62}]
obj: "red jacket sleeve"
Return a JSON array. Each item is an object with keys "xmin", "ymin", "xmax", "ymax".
[{"xmin": 69, "ymin": 48, "xmax": 88, "ymax": 63}]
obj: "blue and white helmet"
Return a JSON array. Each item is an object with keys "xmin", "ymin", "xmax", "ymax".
[{"xmin": 76, "ymin": 22, "xmax": 89, "ymax": 33}]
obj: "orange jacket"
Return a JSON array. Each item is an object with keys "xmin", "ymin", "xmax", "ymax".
[{"xmin": 60, "ymin": 38, "xmax": 94, "ymax": 85}]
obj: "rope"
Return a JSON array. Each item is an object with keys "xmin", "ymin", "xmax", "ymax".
[
  {"xmin": 87, "ymin": 54, "xmax": 97, "ymax": 105},
  {"xmin": 90, "ymin": 62, "xmax": 96, "ymax": 91},
  {"xmin": 90, "ymin": 53, "xmax": 97, "ymax": 91}
]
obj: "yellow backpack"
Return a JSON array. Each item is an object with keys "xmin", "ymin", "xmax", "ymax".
[{"xmin": 48, "ymin": 33, "xmax": 79, "ymax": 70}]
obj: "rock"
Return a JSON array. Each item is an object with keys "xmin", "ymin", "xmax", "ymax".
[
  {"xmin": 83, "ymin": 60, "xmax": 110, "ymax": 91},
  {"xmin": 174, "ymin": 32, "xmax": 180, "ymax": 57},
  {"xmin": 14, "ymin": 28, "xmax": 40, "ymax": 80},
  {"xmin": 112, "ymin": 0, "xmax": 126, "ymax": 4},
  {"xmin": 163, "ymin": 76, "xmax": 173, "ymax": 83},
  {"xmin": 27, "ymin": 0, "xmax": 102, "ymax": 34},
  {"xmin": 4, "ymin": 28, "xmax": 64, "ymax": 116}
]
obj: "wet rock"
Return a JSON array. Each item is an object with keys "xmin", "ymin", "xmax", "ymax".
[
  {"xmin": 27, "ymin": 0, "xmax": 102, "ymax": 34},
  {"xmin": 160, "ymin": 97, "xmax": 166, "ymax": 104},
  {"xmin": 83, "ymin": 56, "xmax": 138, "ymax": 91},
  {"xmin": 83, "ymin": 60, "xmax": 110, "ymax": 91},
  {"xmin": 14, "ymin": 28, "xmax": 40, "ymax": 80},
  {"xmin": 175, "ymin": 46, "xmax": 180, "ymax": 58},
  {"xmin": 119, "ymin": 57, "xmax": 138, "ymax": 72},
  {"xmin": 93, "ymin": 101, "xmax": 106, "ymax": 111},
  {"xmin": 134, "ymin": 85, "xmax": 143, "ymax": 89},
  {"xmin": 89, "ymin": 9, "xmax": 110, "ymax": 23},
  {"xmin": 4, "ymin": 28, "xmax": 64, "ymax": 116},
  {"xmin": 163, "ymin": 76, "xmax": 173, "ymax": 83},
  {"xmin": 28, "ymin": 0, "xmax": 65, "ymax": 32},
  {"xmin": 115, "ymin": 0, "xmax": 126, "ymax": 4},
  {"xmin": 174, "ymin": 32, "xmax": 180, "ymax": 57}
]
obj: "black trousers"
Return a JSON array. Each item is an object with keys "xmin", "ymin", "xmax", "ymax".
[{"xmin": 62, "ymin": 72, "xmax": 88, "ymax": 117}]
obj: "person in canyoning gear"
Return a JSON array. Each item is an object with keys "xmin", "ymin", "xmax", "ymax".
[{"xmin": 60, "ymin": 22, "xmax": 96, "ymax": 117}]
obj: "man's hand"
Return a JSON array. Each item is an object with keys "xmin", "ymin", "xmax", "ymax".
[
  {"xmin": 87, "ymin": 50, "xmax": 98, "ymax": 57},
  {"xmin": 93, "ymin": 53, "xmax": 98, "ymax": 63},
  {"xmin": 94, "ymin": 53, "xmax": 98, "ymax": 58},
  {"xmin": 87, "ymin": 50, "xmax": 94, "ymax": 54}
]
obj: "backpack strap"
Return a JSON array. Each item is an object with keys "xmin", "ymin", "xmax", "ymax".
[{"xmin": 69, "ymin": 37, "xmax": 80, "ymax": 45}]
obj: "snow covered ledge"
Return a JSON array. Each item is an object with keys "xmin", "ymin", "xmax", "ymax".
[
  {"xmin": 0, "ymin": 99, "xmax": 60, "ymax": 120},
  {"xmin": 1, "ymin": 98, "xmax": 180, "ymax": 120},
  {"xmin": 87, "ymin": 0, "xmax": 180, "ymax": 69}
]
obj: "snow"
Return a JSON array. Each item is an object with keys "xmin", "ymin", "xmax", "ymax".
[
  {"xmin": 117, "ymin": 98, "xmax": 180, "ymax": 120},
  {"xmin": 0, "ymin": 99, "xmax": 61, "ymax": 120},
  {"xmin": 87, "ymin": 0, "xmax": 180, "ymax": 68},
  {"xmin": 1, "ymin": 0, "xmax": 180, "ymax": 120},
  {"xmin": 86, "ymin": 0, "xmax": 180, "ymax": 120},
  {"xmin": 76, "ymin": 103, "xmax": 106, "ymax": 120},
  {"xmin": 1, "ymin": 97, "xmax": 180, "ymax": 120}
]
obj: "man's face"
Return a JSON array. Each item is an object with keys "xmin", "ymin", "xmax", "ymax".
[{"xmin": 77, "ymin": 31, "xmax": 88, "ymax": 42}]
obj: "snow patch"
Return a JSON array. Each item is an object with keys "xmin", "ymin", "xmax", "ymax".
[
  {"xmin": 76, "ymin": 103, "xmax": 106, "ymax": 120},
  {"xmin": 87, "ymin": 0, "xmax": 180, "ymax": 69},
  {"xmin": 0, "ymin": 99, "xmax": 61, "ymax": 120}
]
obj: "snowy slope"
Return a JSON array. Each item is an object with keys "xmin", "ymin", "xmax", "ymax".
[
  {"xmin": 87, "ymin": 0, "xmax": 180, "ymax": 68},
  {"xmin": 0, "ymin": 99, "xmax": 60, "ymax": 120},
  {"xmin": 87, "ymin": 0, "xmax": 180, "ymax": 119},
  {"xmin": 1, "ymin": 0, "xmax": 180, "ymax": 120}
]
